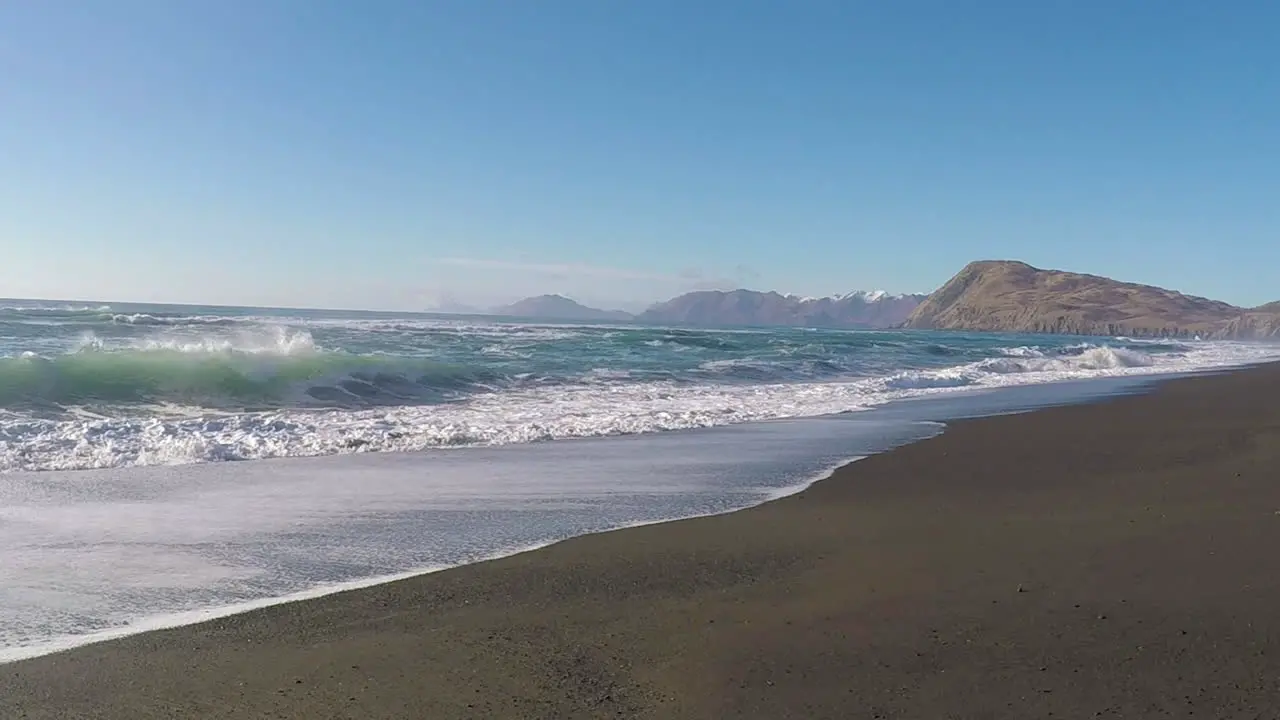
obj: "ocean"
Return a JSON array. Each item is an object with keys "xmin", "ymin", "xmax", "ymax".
[
  {"xmin": 1, "ymin": 298, "xmax": 1277, "ymax": 660},
  {"xmin": 1, "ymin": 298, "xmax": 1273, "ymax": 473}
]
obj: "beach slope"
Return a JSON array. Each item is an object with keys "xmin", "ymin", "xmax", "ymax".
[{"xmin": 4, "ymin": 364, "xmax": 1280, "ymax": 718}]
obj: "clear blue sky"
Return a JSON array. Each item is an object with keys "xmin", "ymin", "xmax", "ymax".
[{"xmin": 2, "ymin": 1, "xmax": 1277, "ymax": 311}]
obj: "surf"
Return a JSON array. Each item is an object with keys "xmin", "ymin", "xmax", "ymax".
[
  {"xmin": 0, "ymin": 329, "xmax": 506, "ymax": 412},
  {"xmin": 1, "ymin": 301, "xmax": 1277, "ymax": 473}
]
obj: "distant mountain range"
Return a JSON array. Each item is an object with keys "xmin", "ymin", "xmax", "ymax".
[
  {"xmin": 462, "ymin": 289, "xmax": 925, "ymax": 328},
  {"xmin": 429, "ymin": 262, "xmax": 1279, "ymax": 339},
  {"xmin": 491, "ymin": 295, "xmax": 632, "ymax": 322},
  {"xmin": 904, "ymin": 260, "xmax": 1280, "ymax": 339},
  {"xmin": 637, "ymin": 289, "xmax": 926, "ymax": 328}
]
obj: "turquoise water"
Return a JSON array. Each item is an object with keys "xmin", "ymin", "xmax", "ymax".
[{"xmin": 0, "ymin": 298, "xmax": 1275, "ymax": 472}]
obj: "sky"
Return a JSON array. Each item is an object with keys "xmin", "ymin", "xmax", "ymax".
[{"xmin": 2, "ymin": 1, "xmax": 1277, "ymax": 311}]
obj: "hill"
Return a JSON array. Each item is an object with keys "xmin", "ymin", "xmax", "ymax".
[
  {"xmin": 639, "ymin": 289, "xmax": 925, "ymax": 329},
  {"xmin": 494, "ymin": 295, "xmax": 633, "ymax": 322},
  {"xmin": 903, "ymin": 261, "xmax": 1279, "ymax": 339}
]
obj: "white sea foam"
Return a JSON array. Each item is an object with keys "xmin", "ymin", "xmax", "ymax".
[
  {"xmin": 0, "ymin": 304, "xmax": 112, "ymax": 313},
  {"xmin": 0, "ymin": 340, "xmax": 1275, "ymax": 472},
  {"xmin": 998, "ymin": 345, "xmax": 1046, "ymax": 357},
  {"xmin": 885, "ymin": 368, "xmax": 975, "ymax": 389},
  {"xmin": 137, "ymin": 328, "xmax": 318, "ymax": 355},
  {"xmin": 109, "ymin": 313, "xmax": 254, "ymax": 327},
  {"xmin": 75, "ymin": 326, "xmax": 319, "ymax": 355},
  {"xmin": 0, "ymin": 417, "xmax": 905, "ymax": 662}
]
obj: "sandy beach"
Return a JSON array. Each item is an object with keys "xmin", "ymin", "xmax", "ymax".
[{"xmin": 4, "ymin": 363, "xmax": 1280, "ymax": 719}]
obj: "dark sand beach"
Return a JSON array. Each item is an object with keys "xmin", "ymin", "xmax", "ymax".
[{"xmin": 4, "ymin": 363, "xmax": 1280, "ymax": 719}]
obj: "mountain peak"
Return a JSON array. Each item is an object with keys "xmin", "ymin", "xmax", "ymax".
[{"xmin": 840, "ymin": 289, "xmax": 891, "ymax": 302}]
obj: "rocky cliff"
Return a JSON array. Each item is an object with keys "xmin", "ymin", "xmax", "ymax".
[
  {"xmin": 904, "ymin": 261, "xmax": 1277, "ymax": 339},
  {"xmin": 1216, "ymin": 306, "xmax": 1280, "ymax": 340}
]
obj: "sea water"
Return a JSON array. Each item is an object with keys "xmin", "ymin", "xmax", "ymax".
[
  {"xmin": 0, "ymin": 299, "xmax": 1272, "ymax": 472},
  {"xmin": 0, "ymin": 299, "xmax": 1276, "ymax": 660}
]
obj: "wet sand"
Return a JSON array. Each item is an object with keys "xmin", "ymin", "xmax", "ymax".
[{"xmin": 4, "ymin": 363, "xmax": 1280, "ymax": 719}]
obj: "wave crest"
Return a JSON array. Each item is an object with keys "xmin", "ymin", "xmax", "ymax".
[
  {"xmin": 0, "ymin": 329, "xmax": 505, "ymax": 410},
  {"xmin": 73, "ymin": 327, "xmax": 317, "ymax": 356},
  {"xmin": 980, "ymin": 346, "xmax": 1154, "ymax": 374},
  {"xmin": 109, "ymin": 313, "xmax": 248, "ymax": 328},
  {"xmin": 886, "ymin": 344, "xmax": 1157, "ymax": 388}
]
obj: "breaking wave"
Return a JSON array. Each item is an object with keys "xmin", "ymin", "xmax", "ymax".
[
  {"xmin": 0, "ymin": 329, "xmax": 508, "ymax": 411},
  {"xmin": 1, "ymin": 301, "xmax": 1277, "ymax": 472},
  {"xmin": 109, "ymin": 313, "xmax": 249, "ymax": 327},
  {"xmin": 885, "ymin": 344, "xmax": 1158, "ymax": 389}
]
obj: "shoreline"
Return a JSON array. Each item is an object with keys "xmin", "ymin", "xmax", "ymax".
[
  {"xmin": 0, "ymin": 446, "xmax": 887, "ymax": 665},
  {"xmin": 5, "ymin": 362, "xmax": 1280, "ymax": 717},
  {"xmin": 0, "ymin": 370, "xmax": 1161, "ymax": 665}
]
